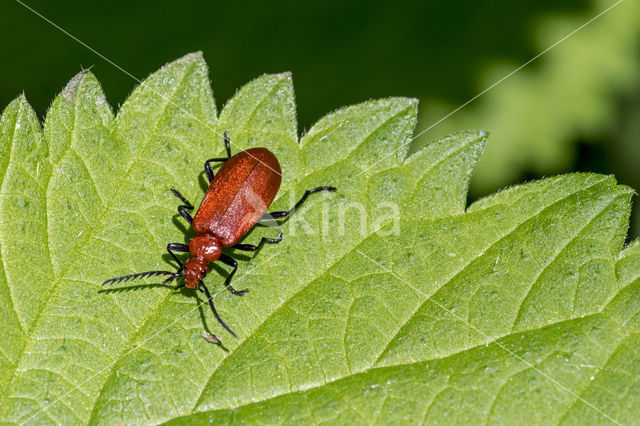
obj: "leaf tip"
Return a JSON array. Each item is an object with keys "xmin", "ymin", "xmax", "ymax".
[
  {"xmin": 254, "ymin": 71, "xmax": 294, "ymax": 89},
  {"xmin": 389, "ymin": 96, "xmax": 419, "ymax": 110},
  {"xmin": 173, "ymin": 51, "xmax": 206, "ymax": 66},
  {"xmin": 275, "ymin": 71, "xmax": 293, "ymax": 81},
  {"xmin": 406, "ymin": 96, "xmax": 419, "ymax": 106},
  {"xmin": 61, "ymin": 71, "xmax": 90, "ymax": 101},
  {"xmin": 17, "ymin": 91, "xmax": 29, "ymax": 105},
  {"xmin": 3, "ymin": 92, "xmax": 35, "ymax": 118},
  {"xmin": 151, "ymin": 52, "xmax": 208, "ymax": 83},
  {"xmin": 407, "ymin": 129, "xmax": 487, "ymax": 163}
]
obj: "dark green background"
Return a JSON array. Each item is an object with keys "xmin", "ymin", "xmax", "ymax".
[{"xmin": 2, "ymin": 0, "xmax": 638, "ymax": 235}]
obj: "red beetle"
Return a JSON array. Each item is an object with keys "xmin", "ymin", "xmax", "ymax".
[{"xmin": 103, "ymin": 133, "xmax": 336, "ymax": 337}]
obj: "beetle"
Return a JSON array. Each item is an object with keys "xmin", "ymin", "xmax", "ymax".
[{"xmin": 102, "ymin": 133, "xmax": 336, "ymax": 337}]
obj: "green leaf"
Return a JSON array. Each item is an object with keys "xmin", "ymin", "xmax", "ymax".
[{"xmin": 0, "ymin": 53, "xmax": 638, "ymax": 425}]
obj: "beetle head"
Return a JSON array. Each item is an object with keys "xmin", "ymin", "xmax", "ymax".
[{"xmin": 184, "ymin": 258, "xmax": 208, "ymax": 289}]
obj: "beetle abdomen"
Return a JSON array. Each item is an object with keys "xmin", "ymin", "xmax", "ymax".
[{"xmin": 193, "ymin": 147, "xmax": 282, "ymax": 246}]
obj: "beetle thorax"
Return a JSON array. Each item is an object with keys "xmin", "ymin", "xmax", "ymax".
[{"xmin": 184, "ymin": 235, "xmax": 222, "ymax": 289}]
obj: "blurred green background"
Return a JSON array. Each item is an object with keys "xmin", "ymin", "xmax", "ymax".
[{"xmin": 1, "ymin": 0, "xmax": 639, "ymax": 237}]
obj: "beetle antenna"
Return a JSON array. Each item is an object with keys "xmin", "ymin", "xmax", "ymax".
[
  {"xmin": 199, "ymin": 283, "xmax": 237, "ymax": 338},
  {"xmin": 162, "ymin": 272, "xmax": 184, "ymax": 284},
  {"xmin": 102, "ymin": 270, "xmax": 182, "ymax": 286}
]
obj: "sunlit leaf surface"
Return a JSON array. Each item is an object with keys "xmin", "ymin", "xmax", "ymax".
[{"xmin": 0, "ymin": 53, "xmax": 637, "ymax": 425}]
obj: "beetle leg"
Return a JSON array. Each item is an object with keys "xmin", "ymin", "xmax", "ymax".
[
  {"xmin": 218, "ymin": 254, "xmax": 248, "ymax": 296},
  {"xmin": 204, "ymin": 132, "xmax": 233, "ymax": 182},
  {"xmin": 204, "ymin": 158, "xmax": 228, "ymax": 183},
  {"xmin": 198, "ymin": 283, "xmax": 236, "ymax": 337},
  {"xmin": 167, "ymin": 243, "xmax": 189, "ymax": 271},
  {"xmin": 223, "ymin": 131, "xmax": 232, "ymax": 157},
  {"xmin": 170, "ymin": 188, "xmax": 194, "ymax": 224},
  {"xmin": 233, "ymin": 229, "xmax": 283, "ymax": 255},
  {"xmin": 259, "ymin": 186, "xmax": 337, "ymax": 221}
]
